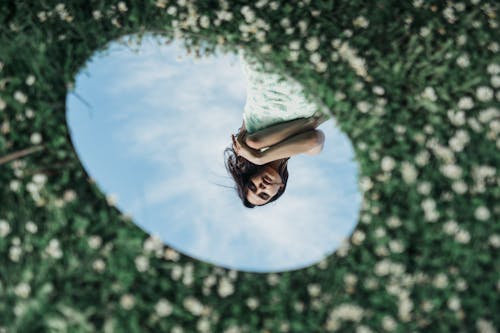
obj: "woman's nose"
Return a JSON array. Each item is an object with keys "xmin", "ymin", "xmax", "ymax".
[{"xmin": 259, "ymin": 181, "xmax": 267, "ymax": 189}]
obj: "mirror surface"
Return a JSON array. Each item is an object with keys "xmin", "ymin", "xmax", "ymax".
[{"xmin": 66, "ymin": 34, "xmax": 362, "ymax": 273}]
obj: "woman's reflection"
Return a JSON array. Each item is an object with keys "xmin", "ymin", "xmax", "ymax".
[{"xmin": 225, "ymin": 49, "xmax": 330, "ymax": 207}]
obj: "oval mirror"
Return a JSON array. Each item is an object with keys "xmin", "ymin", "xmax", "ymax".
[{"xmin": 66, "ymin": 34, "xmax": 362, "ymax": 273}]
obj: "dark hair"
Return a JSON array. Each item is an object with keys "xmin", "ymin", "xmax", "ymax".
[{"xmin": 224, "ymin": 140, "xmax": 289, "ymax": 208}]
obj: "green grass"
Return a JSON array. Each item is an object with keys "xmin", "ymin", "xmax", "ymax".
[{"xmin": 0, "ymin": 0, "xmax": 499, "ymax": 332}]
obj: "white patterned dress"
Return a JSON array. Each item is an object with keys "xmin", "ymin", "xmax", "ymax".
[{"xmin": 238, "ymin": 49, "xmax": 330, "ymax": 134}]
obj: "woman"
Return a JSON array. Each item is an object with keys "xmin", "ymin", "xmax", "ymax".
[{"xmin": 224, "ymin": 48, "xmax": 331, "ymax": 208}]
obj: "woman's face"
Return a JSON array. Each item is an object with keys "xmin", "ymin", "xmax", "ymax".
[{"xmin": 245, "ymin": 164, "xmax": 284, "ymax": 206}]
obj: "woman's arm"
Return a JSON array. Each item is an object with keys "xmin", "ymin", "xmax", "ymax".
[
  {"xmin": 245, "ymin": 113, "xmax": 327, "ymax": 150},
  {"xmin": 254, "ymin": 129, "xmax": 325, "ymax": 165}
]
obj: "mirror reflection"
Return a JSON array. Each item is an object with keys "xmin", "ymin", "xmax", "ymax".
[
  {"xmin": 226, "ymin": 49, "xmax": 331, "ymax": 207},
  {"xmin": 66, "ymin": 34, "xmax": 361, "ymax": 273}
]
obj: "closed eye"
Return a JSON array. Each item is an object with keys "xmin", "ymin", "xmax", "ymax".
[{"xmin": 249, "ymin": 181, "xmax": 269, "ymax": 200}]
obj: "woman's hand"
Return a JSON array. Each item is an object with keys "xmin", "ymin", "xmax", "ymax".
[{"xmin": 232, "ymin": 130, "xmax": 262, "ymax": 164}]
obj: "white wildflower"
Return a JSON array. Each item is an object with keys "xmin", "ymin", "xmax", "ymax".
[
  {"xmin": 356, "ymin": 325, "xmax": 374, "ymax": 333},
  {"xmin": 260, "ymin": 44, "xmax": 272, "ymax": 54},
  {"xmin": 315, "ymin": 61, "xmax": 328, "ymax": 73},
  {"xmin": 117, "ymin": 2, "xmax": 128, "ymax": 12},
  {"xmin": 433, "ymin": 273, "xmax": 449, "ymax": 288},
  {"xmin": 476, "ymin": 318, "xmax": 497, "ymax": 333},
  {"xmin": 307, "ymin": 283, "xmax": 321, "ymax": 297},
  {"xmin": 413, "ymin": 0, "xmax": 423, "ymax": 8},
  {"xmin": 14, "ymin": 282, "xmax": 31, "ymax": 298},
  {"xmin": 387, "ymin": 216, "xmax": 402, "ymax": 228},
  {"xmin": 164, "ymin": 248, "xmax": 180, "ymax": 261},
  {"xmin": 170, "ymin": 265, "xmax": 182, "ymax": 281},
  {"xmin": 171, "ymin": 326, "xmax": 184, "ymax": 333},
  {"xmin": 389, "ymin": 240, "xmax": 405, "ymax": 253},
  {"xmin": 356, "ymin": 101, "xmax": 371, "ymax": 113},
  {"xmin": 381, "ymin": 156, "xmax": 396, "ymax": 172},
  {"xmin": 143, "ymin": 235, "xmax": 163, "ymax": 255},
  {"xmin": 167, "ymin": 6, "xmax": 177, "ymax": 16},
  {"xmin": 280, "ymin": 18, "xmax": 291, "ymax": 28},
  {"xmin": 452, "ymin": 180, "xmax": 467, "ymax": 194},
  {"xmin": 419, "ymin": 27, "xmax": 431, "ymax": 38},
  {"xmin": 25, "ymin": 221, "xmax": 38, "ymax": 234},
  {"xmin": 443, "ymin": 220, "xmax": 459, "ymax": 235},
  {"xmin": 182, "ymin": 263, "xmax": 194, "ymax": 286},
  {"xmin": 88, "ymin": 235, "xmax": 102, "ymax": 249},
  {"xmin": 183, "ymin": 296, "xmax": 204, "ymax": 316},
  {"xmin": 421, "ymin": 300, "xmax": 434, "ymax": 312},
  {"xmin": 455, "ymin": 229, "xmax": 470, "ymax": 243},
  {"xmin": 488, "ymin": 234, "xmax": 500, "ymax": 248},
  {"xmin": 135, "ymin": 255, "xmax": 149, "ymax": 272},
  {"xmin": 374, "ymin": 227, "xmax": 386, "ymax": 239},
  {"xmin": 203, "ymin": 275, "xmax": 217, "ymax": 289},
  {"xmin": 63, "ymin": 189, "xmax": 76, "ymax": 202},
  {"xmin": 474, "ymin": 206, "xmax": 490, "ymax": 221},
  {"xmin": 305, "ymin": 36, "xmax": 320, "ymax": 51},
  {"xmin": 455, "ymin": 278, "xmax": 468, "ymax": 291},
  {"xmin": 443, "ymin": 7, "xmax": 457, "ymax": 24},
  {"xmin": 382, "ymin": 315, "xmax": 397, "ymax": 331},
  {"xmin": 456, "ymin": 34, "xmax": 467, "ymax": 46},
  {"xmin": 288, "ymin": 50, "xmax": 299, "ymax": 62},
  {"xmin": 0, "ymin": 220, "xmax": 11, "ymax": 237},
  {"xmin": 353, "ymin": 16, "xmax": 369, "ymax": 28},
  {"xmin": 337, "ymin": 239, "xmax": 351, "ymax": 257},
  {"xmin": 422, "ymin": 87, "xmax": 437, "ymax": 101},
  {"xmin": 344, "ymin": 273, "xmax": 358, "ymax": 287},
  {"xmin": 9, "ymin": 179, "xmax": 20, "ymax": 192},
  {"xmin": 373, "ymin": 86, "xmax": 385, "ymax": 95},
  {"xmin": 489, "ymin": 41, "xmax": 499, "ymax": 51},
  {"xmin": 267, "ymin": 273, "xmax": 280, "ymax": 286},
  {"xmin": 375, "ymin": 259, "xmax": 391, "ymax": 276},
  {"xmin": 298, "ymin": 20, "xmax": 308, "ymax": 34},
  {"xmin": 447, "ymin": 295, "xmax": 461, "ymax": 311},
  {"xmin": 14, "ymin": 91, "xmax": 27, "ymax": 104},
  {"xmin": 92, "ymin": 258, "xmax": 106, "ymax": 272},
  {"xmin": 25, "ymin": 75, "xmax": 36, "ymax": 86},
  {"xmin": 45, "ymin": 239, "xmax": 63, "ymax": 259},
  {"xmin": 32, "ymin": 173, "xmax": 47, "ymax": 185},
  {"xmin": 155, "ymin": 0, "xmax": 168, "ymax": 8},
  {"xmin": 30, "ymin": 132, "xmax": 42, "ymax": 144},
  {"xmin": 476, "ymin": 86, "xmax": 494, "ymax": 102},
  {"xmin": 401, "ymin": 162, "xmax": 418, "ymax": 184},
  {"xmin": 351, "ymin": 230, "xmax": 365, "ymax": 245},
  {"xmin": 217, "ymin": 277, "xmax": 234, "ymax": 297},
  {"xmin": 197, "ymin": 318, "xmax": 211, "ymax": 332},
  {"xmin": 120, "ymin": 294, "xmax": 135, "ymax": 310},
  {"xmin": 309, "ymin": 52, "xmax": 321, "ymax": 64},
  {"xmin": 398, "ymin": 297, "xmax": 414, "ymax": 322},
  {"xmin": 328, "ymin": 303, "xmax": 364, "ymax": 322},
  {"xmin": 9, "ymin": 245, "xmax": 22, "ymax": 262},
  {"xmin": 487, "ymin": 63, "xmax": 500, "ymax": 75},
  {"xmin": 199, "ymin": 15, "xmax": 210, "ymax": 29},
  {"xmin": 246, "ymin": 297, "xmax": 259, "ymax": 310},
  {"xmin": 155, "ymin": 298, "xmax": 173, "ymax": 317},
  {"xmin": 456, "ymin": 54, "xmax": 470, "ymax": 68},
  {"xmin": 440, "ymin": 163, "xmax": 462, "ymax": 179},
  {"xmin": 289, "ymin": 40, "xmax": 300, "ymax": 50},
  {"xmin": 458, "ymin": 96, "xmax": 474, "ymax": 110},
  {"xmin": 92, "ymin": 10, "xmax": 102, "ymax": 20},
  {"xmin": 415, "ymin": 150, "xmax": 430, "ymax": 166}
]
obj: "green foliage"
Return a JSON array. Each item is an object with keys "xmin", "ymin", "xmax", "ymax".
[{"xmin": 0, "ymin": 0, "xmax": 498, "ymax": 332}]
